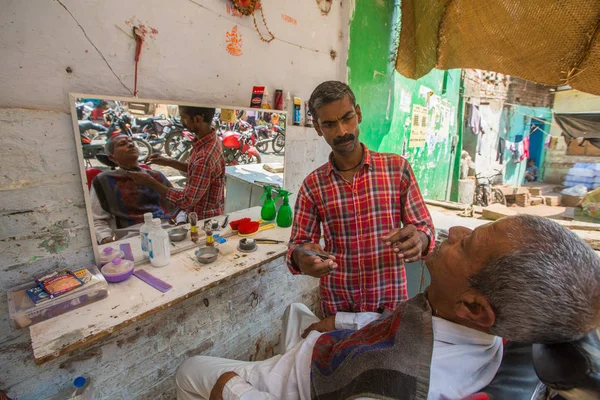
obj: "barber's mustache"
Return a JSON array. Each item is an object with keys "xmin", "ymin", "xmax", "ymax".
[{"xmin": 333, "ymin": 134, "xmax": 356, "ymax": 146}]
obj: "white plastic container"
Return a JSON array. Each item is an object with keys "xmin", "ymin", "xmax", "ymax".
[
  {"xmin": 7, "ymin": 265, "xmax": 108, "ymax": 329},
  {"xmin": 148, "ymin": 218, "xmax": 171, "ymax": 267},
  {"xmin": 139, "ymin": 212, "xmax": 153, "ymax": 257},
  {"xmin": 98, "ymin": 246, "xmax": 124, "ymax": 266}
]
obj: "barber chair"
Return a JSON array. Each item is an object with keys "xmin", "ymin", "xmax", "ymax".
[{"xmin": 466, "ymin": 329, "xmax": 600, "ymax": 400}]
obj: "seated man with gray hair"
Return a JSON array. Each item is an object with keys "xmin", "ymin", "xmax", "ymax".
[
  {"xmin": 176, "ymin": 215, "xmax": 600, "ymax": 400},
  {"xmin": 90, "ymin": 134, "xmax": 185, "ymax": 244}
]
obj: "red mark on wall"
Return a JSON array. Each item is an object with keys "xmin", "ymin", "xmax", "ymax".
[
  {"xmin": 281, "ymin": 14, "xmax": 297, "ymax": 25},
  {"xmin": 226, "ymin": 26, "xmax": 243, "ymax": 56},
  {"xmin": 124, "ymin": 17, "xmax": 159, "ymax": 40}
]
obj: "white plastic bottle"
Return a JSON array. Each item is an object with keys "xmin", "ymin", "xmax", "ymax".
[
  {"xmin": 147, "ymin": 218, "xmax": 170, "ymax": 267},
  {"xmin": 140, "ymin": 212, "xmax": 153, "ymax": 257}
]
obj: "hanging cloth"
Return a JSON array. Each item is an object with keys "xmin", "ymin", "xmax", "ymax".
[
  {"xmin": 523, "ymin": 136, "xmax": 530, "ymax": 160},
  {"xmin": 468, "ymin": 104, "xmax": 482, "ymax": 136},
  {"xmin": 496, "ymin": 137, "xmax": 505, "ymax": 165}
]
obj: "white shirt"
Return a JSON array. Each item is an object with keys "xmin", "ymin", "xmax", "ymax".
[{"xmin": 223, "ymin": 313, "xmax": 503, "ymax": 400}]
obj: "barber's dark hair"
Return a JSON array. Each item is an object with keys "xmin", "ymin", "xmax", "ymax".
[
  {"xmin": 179, "ymin": 106, "xmax": 216, "ymax": 126},
  {"xmin": 469, "ymin": 215, "xmax": 600, "ymax": 344},
  {"xmin": 308, "ymin": 81, "xmax": 356, "ymax": 119},
  {"xmin": 104, "ymin": 133, "xmax": 128, "ymax": 155}
]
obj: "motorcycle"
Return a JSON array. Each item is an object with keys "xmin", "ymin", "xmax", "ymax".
[
  {"xmin": 271, "ymin": 125, "xmax": 285, "ymax": 154},
  {"xmin": 254, "ymin": 124, "xmax": 285, "ymax": 154},
  {"xmin": 130, "ymin": 115, "xmax": 175, "ymax": 152},
  {"xmin": 164, "ymin": 117, "xmax": 194, "ymax": 158},
  {"xmin": 221, "ymin": 130, "xmax": 262, "ymax": 165}
]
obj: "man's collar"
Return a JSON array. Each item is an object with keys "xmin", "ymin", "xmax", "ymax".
[
  {"xmin": 326, "ymin": 143, "xmax": 372, "ymax": 176},
  {"xmin": 118, "ymin": 165, "xmax": 142, "ymax": 172},
  {"xmin": 193, "ymin": 130, "xmax": 217, "ymax": 150}
]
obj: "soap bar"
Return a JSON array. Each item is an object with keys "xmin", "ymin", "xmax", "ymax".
[
  {"xmin": 26, "ymin": 286, "xmax": 51, "ymax": 305},
  {"xmin": 36, "ymin": 271, "xmax": 83, "ymax": 298}
]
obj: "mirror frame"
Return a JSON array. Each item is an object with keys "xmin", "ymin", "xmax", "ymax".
[{"xmin": 68, "ymin": 92, "xmax": 287, "ymax": 266}]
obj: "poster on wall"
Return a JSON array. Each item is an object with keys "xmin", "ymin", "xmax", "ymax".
[
  {"xmin": 409, "ymin": 104, "xmax": 428, "ymax": 148},
  {"xmin": 399, "ymin": 89, "xmax": 412, "ymax": 113}
]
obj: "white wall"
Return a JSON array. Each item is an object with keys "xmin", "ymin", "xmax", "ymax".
[{"xmin": 0, "ymin": 0, "xmax": 348, "ymax": 397}]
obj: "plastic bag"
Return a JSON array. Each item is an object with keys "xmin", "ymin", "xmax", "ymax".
[{"xmin": 561, "ymin": 184, "xmax": 588, "ymax": 196}]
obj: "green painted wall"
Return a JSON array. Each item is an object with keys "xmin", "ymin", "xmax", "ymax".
[{"xmin": 348, "ymin": 0, "xmax": 462, "ymax": 200}]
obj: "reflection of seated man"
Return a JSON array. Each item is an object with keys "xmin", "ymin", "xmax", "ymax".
[
  {"xmin": 176, "ymin": 215, "xmax": 600, "ymax": 400},
  {"xmin": 525, "ymin": 158, "xmax": 538, "ymax": 182},
  {"xmin": 90, "ymin": 134, "xmax": 184, "ymax": 244}
]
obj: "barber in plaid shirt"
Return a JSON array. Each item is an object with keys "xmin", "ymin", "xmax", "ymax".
[
  {"xmin": 128, "ymin": 106, "xmax": 225, "ymax": 219},
  {"xmin": 288, "ymin": 81, "xmax": 435, "ymax": 318}
]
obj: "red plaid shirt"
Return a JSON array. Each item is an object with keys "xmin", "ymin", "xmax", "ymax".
[
  {"xmin": 287, "ymin": 145, "xmax": 435, "ymax": 316},
  {"xmin": 166, "ymin": 132, "xmax": 225, "ymax": 219}
]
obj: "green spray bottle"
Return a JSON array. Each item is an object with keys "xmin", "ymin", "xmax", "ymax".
[
  {"xmin": 260, "ymin": 185, "xmax": 277, "ymax": 221},
  {"xmin": 275, "ymin": 189, "xmax": 293, "ymax": 227}
]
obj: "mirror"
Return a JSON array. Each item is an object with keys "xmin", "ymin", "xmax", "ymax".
[{"xmin": 69, "ymin": 93, "xmax": 287, "ymax": 265}]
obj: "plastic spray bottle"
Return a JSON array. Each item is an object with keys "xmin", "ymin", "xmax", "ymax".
[
  {"xmin": 140, "ymin": 212, "xmax": 153, "ymax": 257},
  {"xmin": 260, "ymin": 185, "xmax": 277, "ymax": 221},
  {"xmin": 275, "ymin": 189, "xmax": 293, "ymax": 228}
]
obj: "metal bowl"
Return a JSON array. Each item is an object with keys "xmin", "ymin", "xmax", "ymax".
[
  {"xmin": 195, "ymin": 247, "xmax": 219, "ymax": 264},
  {"xmin": 168, "ymin": 227, "xmax": 188, "ymax": 242}
]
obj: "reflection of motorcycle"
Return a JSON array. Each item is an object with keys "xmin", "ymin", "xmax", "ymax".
[
  {"xmin": 165, "ymin": 117, "xmax": 194, "ymax": 158},
  {"xmin": 272, "ymin": 125, "xmax": 285, "ymax": 154},
  {"xmin": 130, "ymin": 115, "xmax": 174, "ymax": 152},
  {"xmin": 221, "ymin": 130, "xmax": 261, "ymax": 165},
  {"xmin": 254, "ymin": 124, "xmax": 285, "ymax": 154}
]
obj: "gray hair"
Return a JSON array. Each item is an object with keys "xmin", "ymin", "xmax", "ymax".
[
  {"xmin": 308, "ymin": 81, "xmax": 356, "ymax": 119},
  {"xmin": 469, "ymin": 215, "xmax": 600, "ymax": 344},
  {"xmin": 104, "ymin": 133, "xmax": 128, "ymax": 156}
]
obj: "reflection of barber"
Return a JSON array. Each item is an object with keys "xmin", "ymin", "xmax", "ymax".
[
  {"xmin": 128, "ymin": 106, "xmax": 225, "ymax": 219},
  {"xmin": 90, "ymin": 134, "xmax": 183, "ymax": 244}
]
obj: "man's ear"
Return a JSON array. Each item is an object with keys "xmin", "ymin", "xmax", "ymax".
[
  {"xmin": 454, "ymin": 292, "xmax": 495, "ymax": 329},
  {"xmin": 194, "ymin": 114, "xmax": 204, "ymax": 125},
  {"xmin": 356, "ymin": 104, "xmax": 363, "ymax": 124},
  {"xmin": 313, "ymin": 121, "xmax": 324, "ymax": 137}
]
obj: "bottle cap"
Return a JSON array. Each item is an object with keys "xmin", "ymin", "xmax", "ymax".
[
  {"xmin": 144, "ymin": 212, "xmax": 153, "ymax": 222},
  {"xmin": 112, "ymin": 257, "xmax": 122, "ymax": 264},
  {"xmin": 152, "ymin": 219, "xmax": 161, "ymax": 227},
  {"xmin": 103, "ymin": 247, "xmax": 113, "ymax": 255},
  {"xmin": 74, "ymin": 377, "xmax": 86, "ymax": 388}
]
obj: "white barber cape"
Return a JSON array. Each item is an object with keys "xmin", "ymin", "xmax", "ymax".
[{"xmin": 176, "ymin": 304, "xmax": 503, "ymax": 400}]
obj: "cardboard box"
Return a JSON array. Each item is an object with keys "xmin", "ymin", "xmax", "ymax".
[{"xmin": 561, "ymin": 195, "xmax": 583, "ymax": 207}]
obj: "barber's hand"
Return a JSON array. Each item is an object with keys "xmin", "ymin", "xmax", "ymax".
[
  {"xmin": 301, "ymin": 315, "xmax": 336, "ymax": 338},
  {"xmin": 382, "ymin": 225, "xmax": 428, "ymax": 263},
  {"xmin": 147, "ymin": 153, "xmax": 171, "ymax": 166},
  {"xmin": 209, "ymin": 371, "xmax": 239, "ymax": 400},
  {"xmin": 293, "ymin": 243, "xmax": 337, "ymax": 278},
  {"xmin": 100, "ymin": 237, "xmax": 114, "ymax": 244},
  {"xmin": 127, "ymin": 171, "xmax": 159, "ymax": 187}
]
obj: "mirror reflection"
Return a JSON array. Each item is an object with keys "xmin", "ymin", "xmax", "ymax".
[{"xmin": 71, "ymin": 95, "xmax": 286, "ymax": 265}]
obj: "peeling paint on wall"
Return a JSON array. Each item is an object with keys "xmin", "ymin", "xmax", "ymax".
[{"xmin": 37, "ymin": 221, "xmax": 70, "ymax": 254}]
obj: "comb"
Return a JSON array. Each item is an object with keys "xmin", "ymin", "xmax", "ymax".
[
  {"xmin": 291, "ymin": 245, "xmax": 330, "ymax": 261},
  {"xmin": 119, "ymin": 243, "xmax": 134, "ymax": 261},
  {"xmin": 133, "ymin": 269, "xmax": 172, "ymax": 293}
]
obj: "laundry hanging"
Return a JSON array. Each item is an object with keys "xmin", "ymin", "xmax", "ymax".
[{"xmin": 468, "ymin": 104, "xmax": 482, "ymax": 136}]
